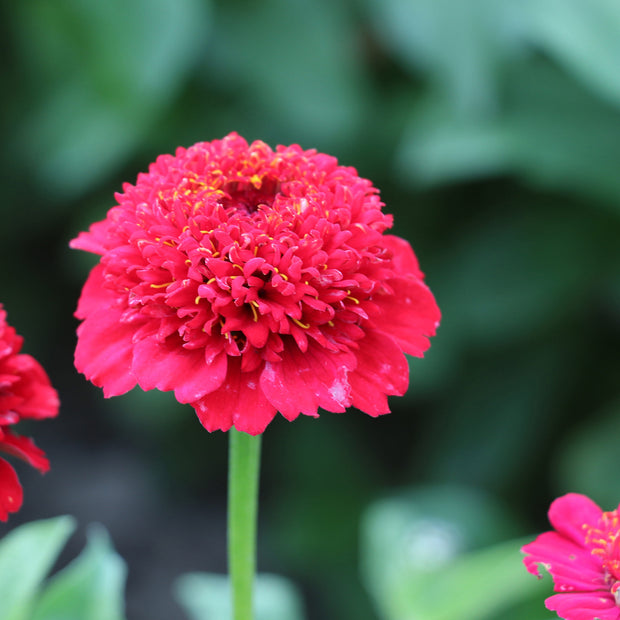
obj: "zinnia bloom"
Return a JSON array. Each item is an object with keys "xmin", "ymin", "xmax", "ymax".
[
  {"xmin": 522, "ymin": 493, "xmax": 620, "ymax": 620},
  {"xmin": 0, "ymin": 304, "xmax": 59, "ymax": 520},
  {"xmin": 71, "ymin": 133, "xmax": 440, "ymax": 434}
]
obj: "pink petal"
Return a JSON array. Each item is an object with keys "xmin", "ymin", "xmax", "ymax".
[
  {"xmin": 132, "ymin": 339, "xmax": 227, "ymax": 403},
  {"xmin": 374, "ymin": 276, "xmax": 440, "ymax": 357},
  {"xmin": 546, "ymin": 592, "xmax": 620, "ymax": 620},
  {"xmin": 75, "ymin": 264, "xmax": 117, "ymax": 319},
  {"xmin": 259, "ymin": 343, "xmax": 356, "ymax": 421},
  {"xmin": 74, "ymin": 308, "xmax": 138, "ymax": 397},
  {"xmin": 522, "ymin": 531, "xmax": 605, "ymax": 591},
  {"xmin": 549, "ymin": 493, "xmax": 603, "ymax": 547},
  {"xmin": 383, "ymin": 234, "xmax": 423, "ymax": 278},
  {"xmin": 69, "ymin": 218, "xmax": 114, "ymax": 255},
  {"xmin": 7, "ymin": 355, "xmax": 59, "ymax": 419},
  {"xmin": 349, "ymin": 329, "xmax": 409, "ymax": 416},
  {"xmin": 193, "ymin": 360, "xmax": 276, "ymax": 435},
  {"xmin": 0, "ymin": 458, "xmax": 22, "ymax": 521},
  {"xmin": 0, "ymin": 431, "xmax": 50, "ymax": 473}
]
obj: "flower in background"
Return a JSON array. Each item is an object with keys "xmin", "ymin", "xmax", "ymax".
[
  {"xmin": 522, "ymin": 493, "xmax": 620, "ymax": 620},
  {"xmin": 71, "ymin": 133, "xmax": 440, "ymax": 434},
  {"xmin": 0, "ymin": 305, "xmax": 59, "ymax": 521}
]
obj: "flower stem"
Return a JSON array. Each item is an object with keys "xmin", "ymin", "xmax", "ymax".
[{"xmin": 228, "ymin": 428, "xmax": 262, "ymax": 620}]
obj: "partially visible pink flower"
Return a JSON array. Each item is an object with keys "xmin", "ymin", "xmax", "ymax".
[
  {"xmin": 0, "ymin": 304, "xmax": 59, "ymax": 520},
  {"xmin": 71, "ymin": 133, "xmax": 440, "ymax": 434},
  {"xmin": 522, "ymin": 493, "xmax": 620, "ymax": 620}
]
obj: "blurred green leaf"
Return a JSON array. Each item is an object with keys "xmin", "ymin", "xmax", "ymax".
[
  {"xmin": 397, "ymin": 61, "xmax": 620, "ymax": 209},
  {"xmin": 30, "ymin": 524, "xmax": 127, "ymax": 620},
  {"xmin": 522, "ymin": 0, "xmax": 620, "ymax": 108},
  {"xmin": 360, "ymin": 487, "xmax": 545, "ymax": 620},
  {"xmin": 174, "ymin": 573, "xmax": 306, "ymax": 620},
  {"xmin": 0, "ymin": 516, "xmax": 75, "ymax": 620},
  {"xmin": 365, "ymin": 0, "xmax": 522, "ymax": 114},
  {"xmin": 209, "ymin": 0, "xmax": 366, "ymax": 148},
  {"xmin": 12, "ymin": 0, "xmax": 210, "ymax": 197},
  {"xmin": 554, "ymin": 398, "xmax": 620, "ymax": 509}
]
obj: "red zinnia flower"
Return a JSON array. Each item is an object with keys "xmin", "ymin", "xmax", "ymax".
[
  {"xmin": 522, "ymin": 493, "xmax": 620, "ymax": 620},
  {"xmin": 71, "ymin": 133, "xmax": 440, "ymax": 434},
  {"xmin": 0, "ymin": 304, "xmax": 59, "ymax": 520}
]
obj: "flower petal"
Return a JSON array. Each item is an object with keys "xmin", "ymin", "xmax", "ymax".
[
  {"xmin": 132, "ymin": 338, "xmax": 227, "ymax": 403},
  {"xmin": 0, "ymin": 458, "xmax": 22, "ymax": 521},
  {"xmin": 6, "ymin": 355, "xmax": 59, "ymax": 419},
  {"xmin": 549, "ymin": 493, "xmax": 604, "ymax": 546},
  {"xmin": 522, "ymin": 531, "xmax": 605, "ymax": 591},
  {"xmin": 75, "ymin": 263, "xmax": 117, "ymax": 319},
  {"xmin": 193, "ymin": 360, "xmax": 276, "ymax": 435},
  {"xmin": 383, "ymin": 234, "xmax": 423, "ymax": 278},
  {"xmin": 546, "ymin": 592, "xmax": 620, "ymax": 620},
  {"xmin": 0, "ymin": 431, "xmax": 50, "ymax": 473},
  {"xmin": 260, "ymin": 343, "xmax": 356, "ymax": 421},
  {"xmin": 75, "ymin": 308, "xmax": 138, "ymax": 397},
  {"xmin": 374, "ymin": 276, "xmax": 440, "ymax": 357},
  {"xmin": 349, "ymin": 329, "xmax": 409, "ymax": 417}
]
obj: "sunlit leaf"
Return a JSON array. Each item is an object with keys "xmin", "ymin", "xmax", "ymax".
[
  {"xmin": 30, "ymin": 524, "xmax": 127, "ymax": 620},
  {"xmin": 360, "ymin": 487, "xmax": 545, "ymax": 620},
  {"xmin": 0, "ymin": 516, "xmax": 75, "ymax": 620},
  {"xmin": 175, "ymin": 573, "xmax": 306, "ymax": 620},
  {"xmin": 521, "ymin": 0, "xmax": 620, "ymax": 108}
]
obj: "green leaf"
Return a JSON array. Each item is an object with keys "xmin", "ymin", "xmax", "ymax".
[
  {"xmin": 175, "ymin": 573, "xmax": 307, "ymax": 620},
  {"xmin": 360, "ymin": 488, "xmax": 546, "ymax": 620},
  {"xmin": 210, "ymin": 0, "xmax": 366, "ymax": 148},
  {"xmin": 30, "ymin": 524, "xmax": 127, "ymax": 620},
  {"xmin": 12, "ymin": 0, "xmax": 210, "ymax": 198},
  {"xmin": 397, "ymin": 61, "xmax": 620, "ymax": 209},
  {"xmin": 554, "ymin": 398, "xmax": 620, "ymax": 510},
  {"xmin": 0, "ymin": 516, "xmax": 76, "ymax": 620},
  {"xmin": 522, "ymin": 0, "xmax": 620, "ymax": 108},
  {"xmin": 365, "ymin": 0, "xmax": 521, "ymax": 114}
]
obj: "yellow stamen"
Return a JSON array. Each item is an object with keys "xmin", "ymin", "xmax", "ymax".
[
  {"xmin": 249, "ymin": 302, "xmax": 258, "ymax": 322},
  {"xmin": 291, "ymin": 317, "xmax": 310, "ymax": 329}
]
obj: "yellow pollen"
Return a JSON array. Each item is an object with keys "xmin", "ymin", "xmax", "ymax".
[
  {"xmin": 185, "ymin": 259, "xmax": 192, "ymax": 266},
  {"xmin": 327, "ymin": 320, "xmax": 335, "ymax": 327},
  {"xmin": 206, "ymin": 277, "xmax": 217, "ymax": 285},
  {"xmin": 150, "ymin": 282, "xmax": 172, "ymax": 289},
  {"xmin": 195, "ymin": 296, "xmax": 201, "ymax": 305},
  {"xmin": 346, "ymin": 292, "xmax": 360, "ymax": 304}
]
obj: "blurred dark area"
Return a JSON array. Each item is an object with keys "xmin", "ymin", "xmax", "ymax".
[{"xmin": 1, "ymin": 1, "xmax": 619, "ymax": 619}]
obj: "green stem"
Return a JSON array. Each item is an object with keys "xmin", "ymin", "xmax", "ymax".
[{"xmin": 228, "ymin": 428, "xmax": 262, "ymax": 620}]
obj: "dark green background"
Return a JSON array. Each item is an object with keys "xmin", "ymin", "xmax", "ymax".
[{"xmin": 1, "ymin": 1, "xmax": 619, "ymax": 618}]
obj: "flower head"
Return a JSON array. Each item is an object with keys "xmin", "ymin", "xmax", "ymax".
[
  {"xmin": 522, "ymin": 493, "xmax": 620, "ymax": 620},
  {"xmin": 0, "ymin": 304, "xmax": 59, "ymax": 520},
  {"xmin": 71, "ymin": 133, "xmax": 440, "ymax": 434}
]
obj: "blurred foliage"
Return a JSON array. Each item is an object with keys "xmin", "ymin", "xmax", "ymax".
[
  {"xmin": 0, "ymin": 517, "xmax": 127, "ymax": 620},
  {"xmin": 175, "ymin": 573, "xmax": 306, "ymax": 620},
  {"xmin": 1, "ymin": 0, "xmax": 619, "ymax": 619}
]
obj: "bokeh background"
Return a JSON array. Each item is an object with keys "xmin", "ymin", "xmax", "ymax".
[{"xmin": 1, "ymin": 0, "xmax": 619, "ymax": 619}]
